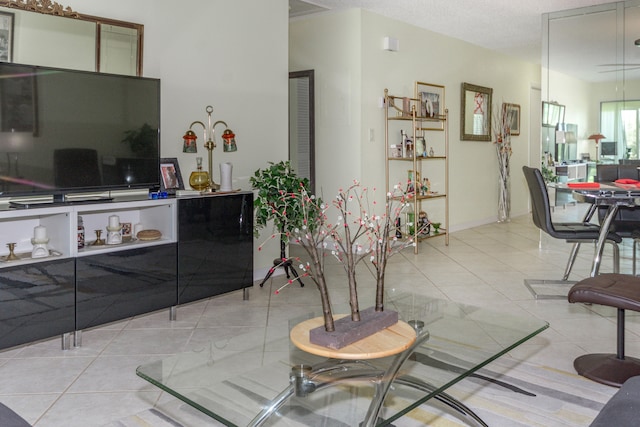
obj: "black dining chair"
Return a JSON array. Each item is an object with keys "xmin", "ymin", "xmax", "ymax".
[{"xmin": 522, "ymin": 166, "xmax": 621, "ymax": 299}]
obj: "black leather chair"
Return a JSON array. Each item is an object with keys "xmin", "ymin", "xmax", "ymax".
[
  {"xmin": 522, "ymin": 166, "xmax": 621, "ymax": 298},
  {"xmin": 594, "ymin": 165, "xmax": 640, "ymax": 235}
]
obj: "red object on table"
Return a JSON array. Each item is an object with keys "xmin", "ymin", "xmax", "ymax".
[{"xmin": 567, "ymin": 182, "xmax": 601, "ymax": 188}]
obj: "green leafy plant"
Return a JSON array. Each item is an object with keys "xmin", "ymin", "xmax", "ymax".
[{"xmin": 250, "ymin": 161, "xmax": 316, "ymax": 240}]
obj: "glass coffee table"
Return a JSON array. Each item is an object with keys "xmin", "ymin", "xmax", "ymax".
[{"xmin": 137, "ymin": 291, "xmax": 548, "ymax": 426}]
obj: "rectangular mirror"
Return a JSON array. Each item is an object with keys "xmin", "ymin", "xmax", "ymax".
[{"xmin": 461, "ymin": 82, "xmax": 492, "ymax": 141}]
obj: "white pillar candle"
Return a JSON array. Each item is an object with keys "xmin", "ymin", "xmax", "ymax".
[
  {"xmin": 133, "ymin": 223, "xmax": 144, "ymax": 238},
  {"xmin": 108, "ymin": 215, "xmax": 120, "ymax": 229},
  {"xmin": 34, "ymin": 225, "xmax": 47, "ymax": 241}
]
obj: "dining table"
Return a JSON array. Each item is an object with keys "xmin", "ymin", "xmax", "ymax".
[{"xmin": 568, "ymin": 180, "xmax": 640, "ymax": 276}]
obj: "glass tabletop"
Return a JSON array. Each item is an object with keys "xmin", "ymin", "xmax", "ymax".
[{"xmin": 137, "ymin": 291, "xmax": 548, "ymax": 426}]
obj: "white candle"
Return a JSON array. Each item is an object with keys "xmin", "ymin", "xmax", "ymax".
[
  {"xmin": 34, "ymin": 225, "xmax": 47, "ymax": 241},
  {"xmin": 108, "ymin": 215, "xmax": 120, "ymax": 228}
]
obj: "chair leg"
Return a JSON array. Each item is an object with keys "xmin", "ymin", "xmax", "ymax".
[
  {"xmin": 562, "ymin": 242, "xmax": 581, "ymax": 281},
  {"xmin": 634, "ymin": 239, "xmax": 639, "ymax": 276},
  {"xmin": 612, "ymin": 242, "xmax": 620, "ymax": 274}
]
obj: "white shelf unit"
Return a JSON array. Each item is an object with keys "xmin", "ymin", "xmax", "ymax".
[
  {"xmin": 384, "ymin": 88, "xmax": 449, "ymax": 254},
  {"xmin": 0, "ymin": 199, "xmax": 177, "ymax": 267},
  {"xmin": 0, "ymin": 206, "xmax": 73, "ymax": 267},
  {"xmin": 76, "ymin": 199, "xmax": 177, "ymax": 257}
]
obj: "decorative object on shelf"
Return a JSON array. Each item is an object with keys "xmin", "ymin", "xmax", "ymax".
[
  {"xmin": 182, "ymin": 105, "xmax": 237, "ymax": 191},
  {"xmin": 429, "ymin": 146, "xmax": 435, "ymax": 157},
  {"xmin": 92, "ymin": 230, "xmax": 105, "ymax": 246},
  {"xmin": 137, "ymin": 229, "xmax": 161, "ymax": 241},
  {"xmin": 588, "ymin": 133, "xmax": 606, "ymax": 162},
  {"xmin": 159, "ymin": 158, "xmax": 184, "ymax": 194},
  {"xmin": 494, "ymin": 103, "xmax": 514, "ymax": 223},
  {"xmin": 133, "ymin": 223, "xmax": 144, "ymax": 240},
  {"xmin": 503, "ymin": 103, "xmax": 521, "ymax": 136},
  {"xmin": 461, "ymin": 82, "xmax": 493, "ymax": 141},
  {"xmin": 415, "ymin": 136, "xmax": 426, "ymax": 157},
  {"xmin": 4, "ymin": 243, "xmax": 18, "ymax": 261},
  {"xmin": 31, "ymin": 225, "xmax": 49, "ymax": 258},
  {"xmin": 415, "ymin": 81, "xmax": 445, "ymax": 130},
  {"xmin": 77, "ymin": 215, "xmax": 84, "ymax": 249},
  {"xmin": 106, "ymin": 215, "xmax": 122, "ymax": 245},
  {"xmin": 219, "ymin": 162, "xmax": 233, "ymax": 191},
  {"xmin": 121, "ymin": 222, "xmax": 132, "ymax": 242},
  {"xmin": 432, "ymin": 222, "xmax": 441, "ymax": 234},
  {"xmin": 188, "ymin": 157, "xmax": 209, "ymax": 191},
  {"xmin": 418, "ymin": 211, "xmax": 431, "ymax": 236}
]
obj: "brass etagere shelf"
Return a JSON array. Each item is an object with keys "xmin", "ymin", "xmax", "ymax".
[{"xmin": 384, "ymin": 87, "xmax": 449, "ymax": 254}]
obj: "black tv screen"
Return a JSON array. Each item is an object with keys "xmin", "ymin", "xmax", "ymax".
[
  {"xmin": 0, "ymin": 62, "xmax": 160, "ymax": 198},
  {"xmin": 601, "ymin": 141, "xmax": 617, "ymax": 156}
]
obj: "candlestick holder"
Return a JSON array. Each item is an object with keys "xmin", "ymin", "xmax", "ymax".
[
  {"xmin": 92, "ymin": 230, "xmax": 105, "ymax": 246},
  {"xmin": 5, "ymin": 243, "xmax": 19, "ymax": 261}
]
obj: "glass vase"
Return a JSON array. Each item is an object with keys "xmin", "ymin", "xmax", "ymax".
[
  {"xmin": 189, "ymin": 157, "xmax": 210, "ymax": 191},
  {"xmin": 498, "ymin": 175, "xmax": 511, "ymax": 223}
]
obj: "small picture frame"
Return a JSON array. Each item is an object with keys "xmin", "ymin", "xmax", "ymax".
[
  {"xmin": 503, "ymin": 103, "xmax": 521, "ymax": 136},
  {"xmin": 121, "ymin": 222, "xmax": 132, "ymax": 242},
  {"xmin": 415, "ymin": 81, "xmax": 445, "ymax": 131},
  {"xmin": 0, "ymin": 12, "xmax": 14, "ymax": 62},
  {"xmin": 159, "ymin": 158, "xmax": 184, "ymax": 194}
]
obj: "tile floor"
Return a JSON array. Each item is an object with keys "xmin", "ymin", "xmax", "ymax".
[{"xmin": 0, "ymin": 203, "xmax": 636, "ymax": 426}]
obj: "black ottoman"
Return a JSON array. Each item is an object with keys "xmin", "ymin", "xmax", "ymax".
[{"xmin": 568, "ymin": 274, "xmax": 640, "ymax": 387}]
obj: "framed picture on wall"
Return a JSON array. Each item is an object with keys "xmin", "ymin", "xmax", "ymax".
[
  {"xmin": 415, "ymin": 81, "xmax": 445, "ymax": 130},
  {"xmin": 0, "ymin": 12, "xmax": 13, "ymax": 62},
  {"xmin": 159, "ymin": 158, "xmax": 184, "ymax": 194},
  {"xmin": 503, "ymin": 103, "xmax": 521, "ymax": 136}
]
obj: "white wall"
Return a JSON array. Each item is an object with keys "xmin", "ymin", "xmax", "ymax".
[
  {"xmin": 64, "ymin": 0, "xmax": 290, "ymax": 273},
  {"xmin": 291, "ymin": 9, "xmax": 541, "ymax": 231}
]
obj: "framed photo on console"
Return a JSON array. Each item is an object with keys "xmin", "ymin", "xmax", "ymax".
[{"xmin": 159, "ymin": 158, "xmax": 184, "ymax": 194}]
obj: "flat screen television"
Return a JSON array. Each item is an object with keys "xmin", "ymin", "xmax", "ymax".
[
  {"xmin": 601, "ymin": 141, "xmax": 617, "ymax": 156},
  {"xmin": 0, "ymin": 62, "xmax": 160, "ymax": 201}
]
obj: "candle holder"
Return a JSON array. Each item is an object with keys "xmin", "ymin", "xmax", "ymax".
[
  {"xmin": 106, "ymin": 225, "xmax": 123, "ymax": 245},
  {"xmin": 92, "ymin": 230, "xmax": 105, "ymax": 246},
  {"xmin": 31, "ymin": 237, "xmax": 49, "ymax": 259},
  {"xmin": 5, "ymin": 243, "xmax": 19, "ymax": 261}
]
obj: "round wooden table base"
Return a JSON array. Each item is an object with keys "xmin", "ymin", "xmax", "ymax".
[{"xmin": 290, "ymin": 316, "xmax": 417, "ymax": 360}]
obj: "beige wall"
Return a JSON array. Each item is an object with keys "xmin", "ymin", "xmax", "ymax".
[
  {"xmin": 64, "ymin": 0, "xmax": 290, "ymax": 274},
  {"xmin": 291, "ymin": 9, "xmax": 541, "ymax": 231}
]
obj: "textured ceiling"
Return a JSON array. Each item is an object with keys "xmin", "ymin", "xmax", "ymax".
[{"xmin": 289, "ymin": 0, "xmax": 620, "ymax": 66}]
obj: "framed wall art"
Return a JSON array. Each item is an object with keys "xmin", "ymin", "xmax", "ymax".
[
  {"xmin": 503, "ymin": 103, "xmax": 521, "ymax": 136},
  {"xmin": 415, "ymin": 81, "xmax": 445, "ymax": 130},
  {"xmin": 461, "ymin": 82, "xmax": 493, "ymax": 141}
]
